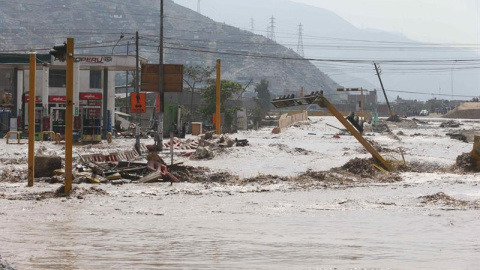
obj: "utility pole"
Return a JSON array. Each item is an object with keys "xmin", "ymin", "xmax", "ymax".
[
  {"xmin": 65, "ymin": 38, "xmax": 74, "ymax": 194},
  {"xmin": 27, "ymin": 52, "xmax": 36, "ymax": 187},
  {"xmin": 215, "ymin": 59, "xmax": 221, "ymax": 135},
  {"xmin": 125, "ymin": 41, "xmax": 130, "ymax": 114},
  {"xmin": 373, "ymin": 62, "xmax": 394, "ymax": 117},
  {"xmin": 156, "ymin": 0, "xmax": 165, "ymax": 151},
  {"xmin": 135, "ymin": 31, "xmax": 141, "ymax": 154},
  {"xmin": 297, "ymin": 23, "xmax": 304, "ymax": 57}
]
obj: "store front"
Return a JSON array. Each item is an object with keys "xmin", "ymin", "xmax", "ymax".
[{"xmin": 79, "ymin": 92, "xmax": 102, "ymax": 143}]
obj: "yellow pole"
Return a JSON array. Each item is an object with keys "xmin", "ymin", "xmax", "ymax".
[
  {"xmin": 473, "ymin": 135, "xmax": 480, "ymax": 170},
  {"xmin": 320, "ymin": 96, "xmax": 393, "ymax": 171},
  {"xmin": 64, "ymin": 38, "xmax": 74, "ymax": 194},
  {"xmin": 215, "ymin": 59, "xmax": 221, "ymax": 135},
  {"xmin": 360, "ymin": 88, "xmax": 364, "ymax": 121},
  {"xmin": 300, "ymin": 87, "xmax": 305, "ymax": 113},
  {"xmin": 27, "ymin": 52, "xmax": 36, "ymax": 187}
]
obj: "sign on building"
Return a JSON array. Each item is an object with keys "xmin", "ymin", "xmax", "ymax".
[{"xmin": 141, "ymin": 64, "xmax": 183, "ymax": 92}]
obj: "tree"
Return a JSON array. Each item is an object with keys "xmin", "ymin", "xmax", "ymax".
[
  {"xmin": 183, "ymin": 65, "xmax": 214, "ymax": 120},
  {"xmin": 201, "ymin": 80, "xmax": 243, "ymax": 132},
  {"xmin": 255, "ymin": 79, "xmax": 272, "ymax": 111},
  {"xmin": 252, "ymin": 79, "xmax": 272, "ymax": 126}
]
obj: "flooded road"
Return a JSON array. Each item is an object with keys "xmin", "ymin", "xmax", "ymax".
[{"xmin": 1, "ymin": 179, "xmax": 480, "ymax": 269}]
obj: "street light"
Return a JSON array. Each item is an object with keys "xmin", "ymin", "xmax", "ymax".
[{"xmin": 111, "ymin": 33, "xmax": 124, "ymax": 55}]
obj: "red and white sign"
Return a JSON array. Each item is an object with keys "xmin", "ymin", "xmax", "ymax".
[
  {"xmin": 87, "ymin": 108, "xmax": 101, "ymax": 117},
  {"xmin": 88, "ymin": 101, "xmax": 102, "ymax": 106},
  {"xmin": 80, "ymin": 93, "xmax": 102, "ymax": 100},
  {"xmin": 49, "ymin": 96, "xmax": 67, "ymax": 103},
  {"xmin": 24, "ymin": 96, "xmax": 42, "ymax": 103}
]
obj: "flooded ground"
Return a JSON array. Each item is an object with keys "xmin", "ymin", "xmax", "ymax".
[
  {"xmin": 1, "ymin": 176, "xmax": 479, "ymax": 270},
  {"xmin": 1, "ymin": 117, "xmax": 480, "ymax": 269}
]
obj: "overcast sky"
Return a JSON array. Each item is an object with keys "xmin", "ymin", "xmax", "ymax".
[
  {"xmin": 177, "ymin": 0, "xmax": 479, "ymax": 45},
  {"xmin": 289, "ymin": 0, "xmax": 480, "ymax": 44}
]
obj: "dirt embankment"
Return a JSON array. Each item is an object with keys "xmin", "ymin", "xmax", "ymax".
[{"xmin": 443, "ymin": 102, "xmax": 480, "ymax": 119}]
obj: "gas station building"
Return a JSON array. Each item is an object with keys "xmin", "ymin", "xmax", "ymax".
[{"xmin": 0, "ymin": 54, "xmax": 144, "ymax": 142}]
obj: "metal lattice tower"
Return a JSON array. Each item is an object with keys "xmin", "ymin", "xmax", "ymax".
[
  {"xmin": 297, "ymin": 23, "xmax": 304, "ymax": 57},
  {"xmin": 251, "ymin": 17, "xmax": 255, "ymax": 33},
  {"xmin": 267, "ymin": 16, "xmax": 276, "ymax": 41},
  {"xmin": 197, "ymin": 0, "xmax": 201, "ymax": 14}
]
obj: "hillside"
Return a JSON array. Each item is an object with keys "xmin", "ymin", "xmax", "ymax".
[{"xmin": 0, "ymin": 0, "xmax": 340, "ymax": 95}]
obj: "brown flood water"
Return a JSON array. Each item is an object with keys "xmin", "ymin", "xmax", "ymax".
[{"xmin": 1, "ymin": 182, "xmax": 480, "ymax": 269}]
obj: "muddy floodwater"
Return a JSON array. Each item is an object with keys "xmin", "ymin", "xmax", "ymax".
[{"xmin": 1, "ymin": 176, "xmax": 479, "ymax": 270}]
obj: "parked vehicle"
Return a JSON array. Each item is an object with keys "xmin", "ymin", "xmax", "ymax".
[{"xmin": 419, "ymin": 110, "xmax": 429, "ymax": 116}]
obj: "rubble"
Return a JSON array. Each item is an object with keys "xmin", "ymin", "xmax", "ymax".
[
  {"xmin": 386, "ymin": 114, "xmax": 401, "ymax": 122},
  {"xmin": 0, "ymin": 255, "xmax": 16, "ymax": 270},
  {"xmin": 338, "ymin": 157, "xmax": 378, "ymax": 177},
  {"xmin": 372, "ymin": 123, "xmax": 390, "ymax": 133},
  {"xmin": 440, "ymin": 120, "xmax": 461, "ymax": 128},
  {"xmin": 192, "ymin": 146, "xmax": 215, "ymax": 160},
  {"xmin": 418, "ymin": 192, "xmax": 471, "ymax": 208},
  {"xmin": 455, "ymin": 152, "xmax": 476, "ymax": 172},
  {"xmin": 446, "ymin": 132, "xmax": 468, "ymax": 143},
  {"xmin": 34, "ymin": 155, "xmax": 62, "ymax": 177}
]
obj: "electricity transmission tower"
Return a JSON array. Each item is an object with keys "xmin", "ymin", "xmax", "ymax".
[
  {"xmin": 197, "ymin": 0, "xmax": 201, "ymax": 14},
  {"xmin": 251, "ymin": 17, "xmax": 255, "ymax": 33},
  {"xmin": 267, "ymin": 16, "xmax": 276, "ymax": 41},
  {"xmin": 297, "ymin": 23, "xmax": 304, "ymax": 57}
]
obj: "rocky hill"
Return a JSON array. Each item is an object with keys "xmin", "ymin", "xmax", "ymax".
[{"xmin": 0, "ymin": 0, "xmax": 340, "ymax": 95}]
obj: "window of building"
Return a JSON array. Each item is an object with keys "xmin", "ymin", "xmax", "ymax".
[
  {"xmin": 90, "ymin": 70, "xmax": 102, "ymax": 89},
  {"xmin": 49, "ymin": 70, "xmax": 66, "ymax": 87}
]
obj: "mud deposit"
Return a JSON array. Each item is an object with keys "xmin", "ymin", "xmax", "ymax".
[
  {"xmin": 419, "ymin": 192, "xmax": 480, "ymax": 209},
  {"xmin": 0, "ymin": 186, "xmax": 108, "ymax": 201}
]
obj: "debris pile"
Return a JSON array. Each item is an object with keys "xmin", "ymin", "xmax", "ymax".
[
  {"xmin": 372, "ymin": 123, "xmax": 390, "ymax": 133},
  {"xmin": 163, "ymin": 138, "xmax": 199, "ymax": 150},
  {"xmin": 339, "ymin": 157, "xmax": 378, "ymax": 176},
  {"xmin": 440, "ymin": 120, "xmax": 461, "ymax": 128},
  {"xmin": 386, "ymin": 114, "xmax": 401, "ymax": 122},
  {"xmin": 418, "ymin": 192, "xmax": 469, "ymax": 207},
  {"xmin": 446, "ymin": 132, "xmax": 468, "ymax": 143},
  {"xmin": 0, "ymin": 168, "xmax": 24, "ymax": 183},
  {"xmin": 455, "ymin": 152, "xmax": 476, "ymax": 172},
  {"xmin": 0, "ymin": 255, "xmax": 16, "ymax": 270}
]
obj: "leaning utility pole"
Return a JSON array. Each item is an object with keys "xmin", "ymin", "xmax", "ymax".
[
  {"xmin": 156, "ymin": 0, "xmax": 165, "ymax": 151},
  {"xmin": 373, "ymin": 62, "xmax": 394, "ymax": 117}
]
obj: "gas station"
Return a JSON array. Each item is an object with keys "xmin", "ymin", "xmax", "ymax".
[{"xmin": 0, "ymin": 53, "xmax": 146, "ymax": 142}]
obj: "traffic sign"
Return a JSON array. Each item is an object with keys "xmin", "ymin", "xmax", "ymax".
[{"xmin": 130, "ymin": 92, "xmax": 146, "ymax": 113}]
